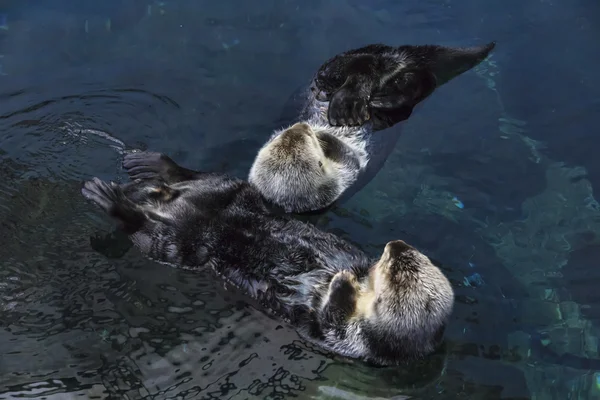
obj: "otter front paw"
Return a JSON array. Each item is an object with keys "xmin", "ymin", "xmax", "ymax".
[
  {"xmin": 81, "ymin": 177, "xmax": 121, "ymax": 213},
  {"xmin": 328, "ymin": 87, "xmax": 371, "ymax": 127},
  {"xmin": 320, "ymin": 270, "xmax": 359, "ymax": 327},
  {"xmin": 329, "ymin": 270, "xmax": 359, "ymax": 294},
  {"xmin": 123, "ymin": 151, "xmax": 174, "ymax": 181}
]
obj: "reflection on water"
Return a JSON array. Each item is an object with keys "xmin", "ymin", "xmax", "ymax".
[{"xmin": 0, "ymin": 0, "xmax": 599, "ymax": 399}]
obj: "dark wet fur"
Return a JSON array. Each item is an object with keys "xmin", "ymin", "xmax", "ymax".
[
  {"xmin": 81, "ymin": 151, "xmax": 450, "ymax": 366},
  {"xmin": 313, "ymin": 42, "xmax": 496, "ymax": 127},
  {"xmin": 85, "ymin": 152, "xmax": 370, "ymax": 340}
]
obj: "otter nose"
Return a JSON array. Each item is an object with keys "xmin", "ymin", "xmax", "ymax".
[{"xmin": 385, "ymin": 240, "xmax": 414, "ymax": 257}]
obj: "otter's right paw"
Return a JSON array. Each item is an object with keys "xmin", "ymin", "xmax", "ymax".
[
  {"xmin": 321, "ymin": 270, "xmax": 359, "ymax": 327},
  {"xmin": 81, "ymin": 177, "xmax": 121, "ymax": 213},
  {"xmin": 123, "ymin": 151, "xmax": 174, "ymax": 181},
  {"xmin": 328, "ymin": 270, "xmax": 360, "ymax": 297},
  {"xmin": 328, "ymin": 87, "xmax": 371, "ymax": 127}
]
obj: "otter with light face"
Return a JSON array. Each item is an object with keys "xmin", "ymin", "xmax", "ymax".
[
  {"xmin": 81, "ymin": 151, "xmax": 454, "ymax": 365},
  {"xmin": 248, "ymin": 41, "xmax": 497, "ymax": 213}
]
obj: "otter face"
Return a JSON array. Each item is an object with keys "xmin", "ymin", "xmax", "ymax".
[
  {"xmin": 314, "ymin": 240, "xmax": 453, "ymax": 363},
  {"xmin": 370, "ymin": 240, "xmax": 453, "ymax": 321},
  {"xmin": 359, "ymin": 240, "xmax": 454, "ymax": 347},
  {"xmin": 248, "ymin": 122, "xmax": 343, "ymax": 213}
]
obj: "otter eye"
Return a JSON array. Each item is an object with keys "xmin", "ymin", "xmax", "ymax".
[{"xmin": 318, "ymin": 161, "xmax": 323, "ymax": 168}]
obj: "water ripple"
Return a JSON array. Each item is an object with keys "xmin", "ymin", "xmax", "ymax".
[{"xmin": 0, "ymin": 83, "xmax": 180, "ymax": 182}]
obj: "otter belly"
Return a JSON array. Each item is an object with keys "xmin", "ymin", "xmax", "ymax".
[
  {"xmin": 274, "ymin": 83, "xmax": 403, "ymax": 207},
  {"xmin": 335, "ymin": 124, "xmax": 402, "ymax": 205}
]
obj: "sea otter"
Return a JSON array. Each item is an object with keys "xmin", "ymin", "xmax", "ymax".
[
  {"xmin": 247, "ymin": 41, "xmax": 497, "ymax": 213},
  {"xmin": 86, "ymin": 41, "xmax": 496, "ymax": 258},
  {"xmin": 81, "ymin": 151, "xmax": 455, "ymax": 366}
]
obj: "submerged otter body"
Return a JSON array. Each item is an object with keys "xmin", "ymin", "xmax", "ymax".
[
  {"xmin": 248, "ymin": 41, "xmax": 497, "ymax": 213},
  {"xmin": 81, "ymin": 151, "xmax": 455, "ymax": 366}
]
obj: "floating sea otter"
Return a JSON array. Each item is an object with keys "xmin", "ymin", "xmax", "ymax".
[
  {"xmin": 87, "ymin": 41, "xmax": 496, "ymax": 258},
  {"xmin": 81, "ymin": 151, "xmax": 455, "ymax": 366},
  {"xmin": 247, "ymin": 41, "xmax": 496, "ymax": 213}
]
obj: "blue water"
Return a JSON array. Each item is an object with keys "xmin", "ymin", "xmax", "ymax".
[{"xmin": 0, "ymin": 0, "xmax": 599, "ymax": 399}]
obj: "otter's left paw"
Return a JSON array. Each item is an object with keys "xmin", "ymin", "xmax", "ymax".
[
  {"xmin": 81, "ymin": 177, "xmax": 120, "ymax": 213},
  {"xmin": 328, "ymin": 88, "xmax": 370, "ymax": 127}
]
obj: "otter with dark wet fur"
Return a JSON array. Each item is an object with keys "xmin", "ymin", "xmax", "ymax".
[
  {"xmin": 248, "ymin": 41, "xmax": 496, "ymax": 213},
  {"xmin": 81, "ymin": 151, "xmax": 455, "ymax": 366}
]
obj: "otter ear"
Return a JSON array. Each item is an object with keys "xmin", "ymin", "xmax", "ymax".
[{"xmin": 417, "ymin": 41, "xmax": 496, "ymax": 87}]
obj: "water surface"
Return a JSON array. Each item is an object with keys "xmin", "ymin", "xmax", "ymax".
[{"xmin": 1, "ymin": 0, "xmax": 599, "ymax": 399}]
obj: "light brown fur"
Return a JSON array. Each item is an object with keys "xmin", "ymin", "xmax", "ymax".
[
  {"xmin": 249, "ymin": 121, "xmax": 355, "ymax": 213},
  {"xmin": 315, "ymin": 240, "xmax": 454, "ymax": 364}
]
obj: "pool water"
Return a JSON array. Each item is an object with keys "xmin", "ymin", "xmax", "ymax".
[{"xmin": 1, "ymin": 0, "xmax": 599, "ymax": 399}]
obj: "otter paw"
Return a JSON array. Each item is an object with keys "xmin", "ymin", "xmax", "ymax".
[
  {"xmin": 123, "ymin": 151, "xmax": 172, "ymax": 180},
  {"xmin": 322, "ymin": 270, "xmax": 359, "ymax": 324},
  {"xmin": 329, "ymin": 270, "xmax": 359, "ymax": 292},
  {"xmin": 81, "ymin": 177, "xmax": 120, "ymax": 213},
  {"xmin": 328, "ymin": 88, "xmax": 370, "ymax": 127}
]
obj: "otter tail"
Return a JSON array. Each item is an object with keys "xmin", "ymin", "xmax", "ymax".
[{"xmin": 81, "ymin": 177, "xmax": 147, "ymax": 235}]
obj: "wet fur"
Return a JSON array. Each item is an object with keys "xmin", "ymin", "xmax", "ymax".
[
  {"xmin": 81, "ymin": 151, "xmax": 455, "ymax": 366},
  {"xmin": 248, "ymin": 41, "xmax": 496, "ymax": 213}
]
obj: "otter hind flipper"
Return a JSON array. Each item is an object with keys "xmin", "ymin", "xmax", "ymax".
[
  {"xmin": 315, "ymin": 41, "xmax": 496, "ymax": 128},
  {"xmin": 82, "ymin": 177, "xmax": 147, "ymax": 234},
  {"xmin": 367, "ymin": 68, "xmax": 438, "ymax": 129},
  {"xmin": 123, "ymin": 151, "xmax": 203, "ymax": 184},
  {"xmin": 370, "ymin": 68, "xmax": 437, "ymax": 109}
]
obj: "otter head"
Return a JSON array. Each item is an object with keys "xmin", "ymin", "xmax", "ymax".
[
  {"xmin": 248, "ymin": 122, "xmax": 346, "ymax": 213},
  {"xmin": 359, "ymin": 240, "xmax": 454, "ymax": 358}
]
